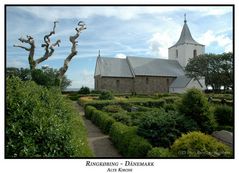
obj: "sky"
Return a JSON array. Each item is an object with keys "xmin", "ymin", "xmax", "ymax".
[{"xmin": 6, "ymin": 6, "xmax": 233, "ymax": 89}]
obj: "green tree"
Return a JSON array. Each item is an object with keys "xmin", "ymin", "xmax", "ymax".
[
  {"xmin": 185, "ymin": 52, "xmax": 233, "ymax": 91},
  {"xmin": 6, "ymin": 67, "xmax": 31, "ymax": 81},
  {"xmin": 6, "ymin": 67, "xmax": 71, "ymax": 90},
  {"xmin": 78, "ymin": 86, "xmax": 90, "ymax": 94}
]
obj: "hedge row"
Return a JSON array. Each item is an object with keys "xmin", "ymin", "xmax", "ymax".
[
  {"xmin": 6, "ymin": 77, "xmax": 93, "ymax": 157},
  {"xmin": 85, "ymin": 106, "xmax": 115, "ymax": 134},
  {"xmin": 109, "ymin": 122, "xmax": 152, "ymax": 157},
  {"xmin": 80, "ymin": 97, "xmax": 179, "ymax": 110}
]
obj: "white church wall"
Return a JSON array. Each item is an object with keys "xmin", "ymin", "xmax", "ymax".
[{"xmin": 168, "ymin": 44, "xmax": 205, "ymax": 68}]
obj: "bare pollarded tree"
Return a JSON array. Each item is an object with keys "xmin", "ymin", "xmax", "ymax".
[{"xmin": 13, "ymin": 20, "xmax": 86, "ymax": 86}]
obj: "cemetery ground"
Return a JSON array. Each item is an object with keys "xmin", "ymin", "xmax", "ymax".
[
  {"xmin": 6, "ymin": 77, "xmax": 233, "ymax": 157},
  {"xmin": 69, "ymin": 90, "xmax": 233, "ymax": 158}
]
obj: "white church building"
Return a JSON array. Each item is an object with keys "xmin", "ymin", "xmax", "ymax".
[{"xmin": 94, "ymin": 16, "xmax": 206, "ymax": 94}]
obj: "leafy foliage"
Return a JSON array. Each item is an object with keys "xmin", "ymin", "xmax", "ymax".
[
  {"xmin": 213, "ymin": 105, "xmax": 233, "ymax": 126},
  {"xmin": 78, "ymin": 86, "xmax": 90, "ymax": 95},
  {"xmin": 109, "ymin": 122, "xmax": 152, "ymax": 157},
  {"xmin": 185, "ymin": 52, "xmax": 233, "ymax": 91},
  {"xmin": 6, "ymin": 67, "xmax": 31, "ymax": 81},
  {"xmin": 90, "ymin": 110, "xmax": 116, "ymax": 133},
  {"xmin": 6, "ymin": 77, "xmax": 92, "ymax": 157},
  {"xmin": 171, "ymin": 131, "xmax": 233, "ymax": 157},
  {"xmin": 147, "ymin": 147, "xmax": 172, "ymax": 157},
  {"xmin": 103, "ymin": 105, "xmax": 124, "ymax": 113},
  {"xmin": 99, "ymin": 91, "xmax": 114, "ymax": 100},
  {"xmin": 179, "ymin": 88, "xmax": 217, "ymax": 133},
  {"xmin": 137, "ymin": 109, "xmax": 181, "ymax": 147},
  {"xmin": 6, "ymin": 67, "xmax": 71, "ymax": 90}
]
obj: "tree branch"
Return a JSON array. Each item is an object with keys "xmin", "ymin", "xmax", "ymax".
[
  {"xmin": 58, "ymin": 21, "xmax": 86, "ymax": 79},
  {"xmin": 35, "ymin": 39, "xmax": 61, "ymax": 65},
  {"xmin": 13, "ymin": 44, "xmax": 31, "ymax": 51},
  {"xmin": 35, "ymin": 21, "xmax": 60, "ymax": 66}
]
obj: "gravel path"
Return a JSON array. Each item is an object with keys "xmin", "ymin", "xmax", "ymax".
[{"xmin": 73, "ymin": 101, "xmax": 122, "ymax": 157}]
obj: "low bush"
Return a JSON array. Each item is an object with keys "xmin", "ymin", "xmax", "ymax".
[
  {"xmin": 85, "ymin": 105, "xmax": 97, "ymax": 119},
  {"xmin": 99, "ymin": 91, "xmax": 114, "ymax": 100},
  {"xmin": 6, "ymin": 77, "xmax": 93, "ymax": 157},
  {"xmin": 147, "ymin": 147, "xmax": 172, "ymax": 157},
  {"xmin": 171, "ymin": 131, "xmax": 233, "ymax": 157},
  {"xmin": 91, "ymin": 110, "xmax": 116, "ymax": 134},
  {"xmin": 103, "ymin": 105, "xmax": 124, "ymax": 113},
  {"xmin": 127, "ymin": 136, "xmax": 152, "ymax": 157},
  {"xmin": 179, "ymin": 88, "xmax": 217, "ymax": 133},
  {"xmin": 112, "ymin": 112, "xmax": 132, "ymax": 126},
  {"xmin": 109, "ymin": 122, "xmax": 152, "ymax": 157},
  {"xmin": 214, "ymin": 105, "xmax": 233, "ymax": 126},
  {"xmin": 137, "ymin": 109, "xmax": 181, "ymax": 147},
  {"xmin": 110, "ymin": 122, "xmax": 137, "ymax": 156}
]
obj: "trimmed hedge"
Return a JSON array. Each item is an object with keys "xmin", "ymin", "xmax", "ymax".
[
  {"xmin": 85, "ymin": 106, "xmax": 115, "ymax": 134},
  {"xmin": 6, "ymin": 77, "xmax": 93, "ymax": 157},
  {"xmin": 82, "ymin": 99, "xmax": 167, "ymax": 110},
  {"xmin": 171, "ymin": 131, "xmax": 233, "ymax": 157},
  {"xmin": 109, "ymin": 122, "xmax": 152, "ymax": 157},
  {"xmin": 147, "ymin": 147, "xmax": 172, "ymax": 157},
  {"xmin": 85, "ymin": 105, "xmax": 97, "ymax": 119}
]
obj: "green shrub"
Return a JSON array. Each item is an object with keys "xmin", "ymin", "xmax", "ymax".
[
  {"xmin": 85, "ymin": 106, "xmax": 96, "ymax": 119},
  {"xmin": 147, "ymin": 147, "xmax": 172, "ymax": 157},
  {"xmin": 78, "ymin": 86, "xmax": 90, "ymax": 95},
  {"xmin": 173, "ymin": 113, "xmax": 200, "ymax": 133},
  {"xmin": 171, "ymin": 131, "xmax": 233, "ymax": 157},
  {"xmin": 109, "ymin": 122, "xmax": 137, "ymax": 156},
  {"xmin": 91, "ymin": 110, "xmax": 116, "ymax": 133},
  {"xmin": 137, "ymin": 109, "xmax": 181, "ymax": 147},
  {"xmin": 112, "ymin": 112, "xmax": 132, "ymax": 126},
  {"xmin": 214, "ymin": 105, "xmax": 233, "ymax": 126},
  {"xmin": 179, "ymin": 88, "xmax": 217, "ymax": 133},
  {"xmin": 103, "ymin": 105, "xmax": 124, "ymax": 113},
  {"xmin": 99, "ymin": 91, "xmax": 114, "ymax": 100},
  {"xmin": 6, "ymin": 77, "xmax": 92, "ymax": 157},
  {"xmin": 127, "ymin": 136, "xmax": 152, "ymax": 157},
  {"xmin": 109, "ymin": 122, "xmax": 152, "ymax": 157}
]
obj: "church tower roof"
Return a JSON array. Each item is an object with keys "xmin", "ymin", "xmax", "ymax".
[{"xmin": 170, "ymin": 14, "xmax": 203, "ymax": 48}]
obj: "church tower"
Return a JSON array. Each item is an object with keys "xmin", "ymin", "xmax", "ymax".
[{"xmin": 168, "ymin": 14, "xmax": 205, "ymax": 67}]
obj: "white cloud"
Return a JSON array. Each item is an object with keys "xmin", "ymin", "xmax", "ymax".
[
  {"xmin": 198, "ymin": 30, "xmax": 232, "ymax": 53},
  {"xmin": 16, "ymin": 6, "xmax": 231, "ymax": 22},
  {"xmin": 69, "ymin": 69, "xmax": 94, "ymax": 89},
  {"xmin": 115, "ymin": 53, "xmax": 126, "ymax": 59},
  {"xmin": 7, "ymin": 59, "xmax": 27, "ymax": 68},
  {"xmin": 147, "ymin": 32, "xmax": 175, "ymax": 58}
]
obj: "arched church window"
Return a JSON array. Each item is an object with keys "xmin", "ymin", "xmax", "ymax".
[
  {"xmin": 193, "ymin": 49, "xmax": 197, "ymax": 58},
  {"xmin": 176, "ymin": 49, "xmax": 178, "ymax": 58}
]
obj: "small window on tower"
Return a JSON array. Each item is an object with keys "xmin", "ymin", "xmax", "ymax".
[
  {"xmin": 176, "ymin": 49, "xmax": 178, "ymax": 58},
  {"xmin": 193, "ymin": 49, "xmax": 197, "ymax": 58}
]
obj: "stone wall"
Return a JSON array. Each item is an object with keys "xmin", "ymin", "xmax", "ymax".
[
  {"xmin": 134, "ymin": 76, "xmax": 175, "ymax": 94},
  {"xmin": 95, "ymin": 75, "xmax": 176, "ymax": 94},
  {"xmin": 94, "ymin": 76, "xmax": 134, "ymax": 94}
]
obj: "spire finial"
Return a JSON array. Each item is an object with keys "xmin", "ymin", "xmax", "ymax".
[
  {"xmin": 98, "ymin": 49, "xmax": 101, "ymax": 57},
  {"xmin": 184, "ymin": 13, "xmax": 187, "ymax": 23}
]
